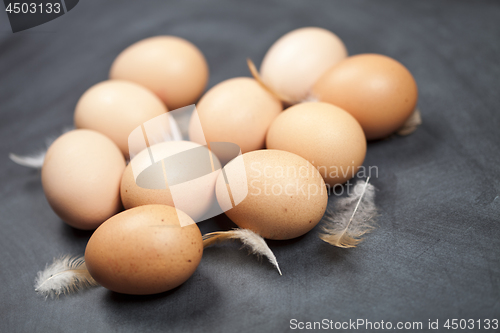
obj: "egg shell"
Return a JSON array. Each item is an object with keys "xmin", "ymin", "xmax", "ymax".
[
  {"xmin": 74, "ymin": 80, "xmax": 168, "ymax": 156},
  {"xmin": 41, "ymin": 129, "xmax": 126, "ymax": 230},
  {"xmin": 189, "ymin": 77, "xmax": 282, "ymax": 154},
  {"xmin": 216, "ymin": 149, "xmax": 328, "ymax": 240},
  {"xmin": 266, "ymin": 102, "xmax": 366, "ymax": 186},
  {"xmin": 85, "ymin": 205, "xmax": 203, "ymax": 295},
  {"xmin": 312, "ymin": 53, "xmax": 418, "ymax": 140},
  {"xmin": 121, "ymin": 141, "xmax": 221, "ymax": 221},
  {"xmin": 260, "ymin": 27, "xmax": 348, "ymax": 102},
  {"xmin": 110, "ymin": 36, "xmax": 209, "ymax": 110}
]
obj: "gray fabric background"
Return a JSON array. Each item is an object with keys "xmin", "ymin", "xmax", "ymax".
[{"xmin": 1, "ymin": 1, "xmax": 499, "ymax": 332}]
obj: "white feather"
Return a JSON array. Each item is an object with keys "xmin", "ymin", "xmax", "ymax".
[
  {"xmin": 9, "ymin": 151, "xmax": 46, "ymax": 168},
  {"xmin": 320, "ymin": 178, "xmax": 378, "ymax": 248},
  {"xmin": 397, "ymin": 107, "xmax": 422, "ymax": 136},
  {"xmin": 34, "ymin": 255, "xmax": 99, "ymax": 298},
  {"xmin": 9, "ymin": 126, "xmax": 73, "ymax": 169},
  {"xmin": 203, "ymin": 228, "xmax": 282, "ymax": 275}
]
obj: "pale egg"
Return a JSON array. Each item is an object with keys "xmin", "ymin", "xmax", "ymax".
[
  {"xmin": 41, "ymin": 130, "xmax": 126, "ymax": 230},
  {"xmin": 188, "ymin": 77, "xmax": 282, "ymax": 154},
  {"xmin": 74, "ymin": 80, "xmax": 168, "ymax": 157},
  {"xmin": 260, "ymin": 27, "xmax": 347, "ymax": 103},
  {"xmin": 110, "ymin": 36, "xmax": 209, "ymax": 110}
]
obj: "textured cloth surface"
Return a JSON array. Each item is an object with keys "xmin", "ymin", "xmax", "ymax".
[{"xmin": 1, "ymin": 1, "xmax": 499, "ymax": 332}]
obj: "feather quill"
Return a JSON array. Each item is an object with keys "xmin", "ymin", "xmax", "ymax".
[
  {"xmin": 9, "ymin": 151, "xmax": 46, "ymax": 168},
  {"xmin": 247, "ymin": 59, "xmax": 295, "ymax": 105},
  {"xmin": 9, "ymin": 126, "xmax": 73, "ymax": 168},
  {"xmin": 34, "ymin": 255, "xmax": 99, "ymax": 298},
  {"xmin": 203, "ymin": 228, "xmax": 282, "ymax": 275},
  {"xmin": 319, "ymin": 178, "xmax": 378, "ymax": 248}
]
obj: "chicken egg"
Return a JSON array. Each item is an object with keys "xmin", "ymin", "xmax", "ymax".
[
  {"xmin": 216, "ymin": 149, "xmax": 328, "ymax": 240},
  {"xmin": 121, "ymin": 140, "xmax": 221, "ymax": 222},
  {"xmin": 74, "ymin": 80, "xmax": 168, "ymax": 157},
  {"xmin": 266, "ymin": 102, "xmax": 366, "ymax": 186},
  {"xmin": 110, "ymin": 36, "xmax": 209, "ymax": 110},
  {"xmin": 188, "ymin": 77, "xmax": 282, "ymax": 154},
  {"xmin": 85, "ymin": 205, "xmax": 203, "ymax": 295},
  {"xmin": 259, "ymin": 27, "xmax": 348, "ymax": 103},
  {"xmin": 41, "ymin": 130, "xmax": 126, "ymax": 230},
  {"xmin": 312, "ymin": 54, "xmax": 418, "ymax": 140}
]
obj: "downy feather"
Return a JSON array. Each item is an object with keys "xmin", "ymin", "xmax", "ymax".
[
  {"xmin": 34, "ymin": 255, "xmax": 99, "ymax": 298},
  {"xmin": 397, "ymin": 108, "xmax": 422, "ymax": 136},
  {"xmin": 320, "ymin": 178, "xmax": 378, "ymax": 248},
  {"xmin": 203, "ymin": 228, "xmax": 282, "ymax": 275}
]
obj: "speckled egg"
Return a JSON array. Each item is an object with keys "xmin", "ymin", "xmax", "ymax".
[
  {"xmin": 216, "ymin": 149, "xmax": 328, "ymax": 240},
  {"xmin": 85, "ymin": 205, "xmax": 203, "ymax": 295}
]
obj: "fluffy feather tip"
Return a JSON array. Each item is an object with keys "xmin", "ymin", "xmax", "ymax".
[{"xmin": 34, "ymin": 255, "xmax": 99, "ymax": 298}]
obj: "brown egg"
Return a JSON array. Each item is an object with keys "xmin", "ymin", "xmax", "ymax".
[
  {"xmin": 189, "ymin": 77, "xmax": 282, "ymax": 154},
  {"xmin": 74, "ymin": 80, "xmax": 168, "ymax": 156},
  {"xmin": 121, "ymin": 141, "xmax": 221, "ymax": 221},
  {"xmin": 216, "ymin": 150, "xmax": 328, "ymax": 240},
  {"xmin": 266, "ymin": 102, "xmax": 366, "ymax": 186},
  {"xmin": 41, "ymin": 130, "xmax": 126, "ymax": 230},
  {"xmin": 85, "ymin": 205, "xmax": 203, "ymax": 295},
  {"xmin": 260, "ymin": 27, "xmax": 348, "ymax": 103},
  {"xmin": 312, "ymin": 54, "xmax": 418, "ymax": 140},
  {"xmin": 110, "ymin": 36, "xmax": 209, "ymax": 110}
]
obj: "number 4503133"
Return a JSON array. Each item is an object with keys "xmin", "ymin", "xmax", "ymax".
[
  {"xmin": 444, "ymin": 319, "xmax": 498, "ymax": 330},
  {"xmin": 5, "ymin": 2, "xmax": 61, "ymax": 14}
]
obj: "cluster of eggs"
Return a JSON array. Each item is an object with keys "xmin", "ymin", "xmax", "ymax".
[{"xmin": 41, "ymin": 27, "xmax": 418, "ymax": 295}]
